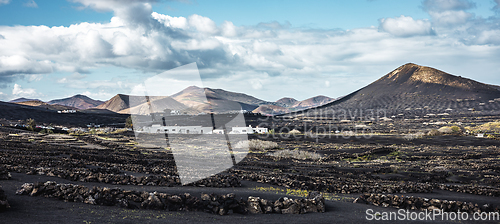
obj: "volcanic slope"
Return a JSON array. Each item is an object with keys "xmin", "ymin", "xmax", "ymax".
[
  {"xmin": 301, "ymin": 63, "xmax": 500, "ymax": 117},
  {"xmin": 171, "ymin": 86, "xmax": 266, "ymax": 113},
  {"xmin": 96, "ymin": 94, "xmax": 187, "ymax": 114},
  {"xmin": 48, "ymin": 94, "xmax": 104, "ymax": 110}
]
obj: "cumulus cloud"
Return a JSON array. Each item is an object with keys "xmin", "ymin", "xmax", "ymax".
[
  {"xmin": 0, "ymin": 0, "xmax": 500, "ymax": 100},
  {"xmin": 12, "ymin": 84, "xmax": 40, "ymax": 97},
  {"xmin": 379, "ymin": 16, "xmax": 434, "ymax": 37},
  {"xmin": 23, "ymin": 0, "xmax": 38, "ymax": 8}
]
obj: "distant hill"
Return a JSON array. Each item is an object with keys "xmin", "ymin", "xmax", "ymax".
[
  {"xmin": 14, "ymin": 100, "xmax": 77, "ymax": 111},
  {"xmin": 252, "ymin": 105, "xmax": 290, "ymax": 115},
  {"xmin": 9, "ymin": 98, "xmax": 41, "ymax": 103},
  {"xmin": 299, "ymin": 63, "xmax": 500, "ymax": 117},
  {"xmin": 291, "ymin": 95, "xmax": 335, "ymax": 110},
  {"xmin": 252, "ymin": 96, "xmax": 336, "ymax": 115},
  {"xmin": 94, "ymin": 86, "xmax": 337, "ymax": 115},
  {"xmin": 48, "ymin": 94, "xmax": 104, "ymax": 110},
  {"xmin": 276, "ymin": 97, "xmax": 298, "ymax": 107}
]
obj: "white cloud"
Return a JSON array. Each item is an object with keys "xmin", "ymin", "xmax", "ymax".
[
  {"xmin": 422, "ymin": 0, "xmax": 475, "ymax": 12},
  {"xmin": 0, "ymin": 0, "xmax": 500, "ymax": 100},
  {"xmin": 379, "ymin": 16, "xmax": 434, "ymax": 37},
  {"xmin": 0, "ymin": 0, "xmax": 10, "ymax": 6},
  {"xmin": 152, "ymin": 12, "xmax": 188, "ymax": 29},
  {"xmin": 188, "ymin": 14, "xmax": 218, "ymax": 34},
  {"xmin": 23, "ymin": 0, "xmax": 37, "ymax": 8},
  {"xmin": 12, "ymin": 84, "xmax": 40, "ymax": 97},
  {"xmin": 428, "ymin": 10, "xmax": 473, "ymax": 26},
  {"xmin": 221, "ymin": 21, "xmax": 237, "ymax": 37},
  {"xmin": 475, "ymin": 30, "xmax": 500, "ymax": 45}
]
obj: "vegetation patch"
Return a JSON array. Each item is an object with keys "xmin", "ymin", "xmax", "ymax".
[{"xmin": 269, "ymin": 149, "xmax": 322, "ymax": 161}]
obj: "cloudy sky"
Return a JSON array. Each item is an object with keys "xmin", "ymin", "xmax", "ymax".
[{"xmin": 0, "ymin": 0, "xmax": 499, "ymax": 102}]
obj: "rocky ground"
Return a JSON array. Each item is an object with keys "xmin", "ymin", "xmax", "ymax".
[{"xmin": 1, "ymin": 115, "xmax": 500, "ymax": 223}]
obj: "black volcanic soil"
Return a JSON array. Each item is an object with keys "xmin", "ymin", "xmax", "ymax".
[
  {"xmin": 0, "ymin": 101, "xmax": 129, "ymax": 127},
  {"xmin": 1, "ymin": 115, "xmax": 500, "ymax": 223}
]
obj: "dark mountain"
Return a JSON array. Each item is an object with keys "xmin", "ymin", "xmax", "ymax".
[
  {"xmin": 9, "ymin": 98, "xmax": 41, "ymax": 103},
  {"xmin": 0, "ymin": 101, "xmax": 128, "ymax": 126},
  {"xmin": 47, "ymin": 94, "xmax": 104, "ymax": 110},
  {"xmin": 299, "ymin": 63, "xmax": 500, "ymax": 117}
]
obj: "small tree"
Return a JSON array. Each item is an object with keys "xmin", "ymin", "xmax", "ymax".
[
  {"xmin": 26, "ymin": 118, "xmax": 36, "ymax": 131},
  {"xmin": 125, "ymin": 116, "xmax": 133, "ymax": 129}
]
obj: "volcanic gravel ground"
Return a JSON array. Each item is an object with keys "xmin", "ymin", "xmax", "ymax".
[{"xmin": 1, "ymin": 123, "xmax": 500, "ymax": 223}]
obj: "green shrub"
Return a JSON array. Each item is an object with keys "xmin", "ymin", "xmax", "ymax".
[{"xmin": 427, "ymin": 129, "xmax": 441, "ymax": 136}]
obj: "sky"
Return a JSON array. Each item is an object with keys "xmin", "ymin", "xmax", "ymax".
[{"xmin": 0, "ymin": 0, "xmax": 500, "ymax": 102}]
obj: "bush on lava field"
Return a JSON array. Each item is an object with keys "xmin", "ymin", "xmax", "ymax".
[
  {"xmin": 234, "ymin": 139, "xmax": 279, "ymax": 151},
  {"xmin": 403, "ymin": 132, "xmax": 425, "ymax": 140},
  {"xmin": 466, "ymin": 121, "xmax": 500, "ymax": 134},
  {"xmin": 269, "ymin": 149, "xmax": 322, "ymax": 161}
]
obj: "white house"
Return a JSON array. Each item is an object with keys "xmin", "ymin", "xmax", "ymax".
[
  {"xmin": 146, "ymin": 125, "xmax": 212, "ymax": 134},
  {"xmin": 252, "ymin": 126, "xmax": 268, "ymax": 134},
  {"xmin": 230, "ymin": 125, "xmax": 268, "ymax": 134},
  {"xmin": 230, "ymin": 126, "xmax": 254, "ymax": 134}
]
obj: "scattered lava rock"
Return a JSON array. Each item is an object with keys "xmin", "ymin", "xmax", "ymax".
[
  {"xmin": 16, "ymin": 181, "xmax": 325, "ymax": 215},
  {"xmin": 353, "ymin": 193, "xmax": 500, "ymax": 213},
  {"xmin": 0, "ymin": 167, "xmax": 11, "ymax": 180}
]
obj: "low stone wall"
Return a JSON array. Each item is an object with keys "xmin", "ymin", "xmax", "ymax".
[
  {"xmin": 354, "ymin": 193, "xmax": 500, "ymax": 213},
  {"xmin": 236, "ymin": 170, "xmax": 433, "ymax": 194},
  {"xmin": 16, "ymin": 181, "xmax": 325, "ymax": 215},
  {"xmin": 4, "ymin": 165, "xmax": 240, "ymax": 188},
  {"xmin": 436, "ymin": 184, "xmax": 500, "ymax": 197}
]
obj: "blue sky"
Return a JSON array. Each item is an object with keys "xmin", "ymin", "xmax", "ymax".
[{"xmin": 0, "ymin": 0, "xmax": 500, "ymax": 102}]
